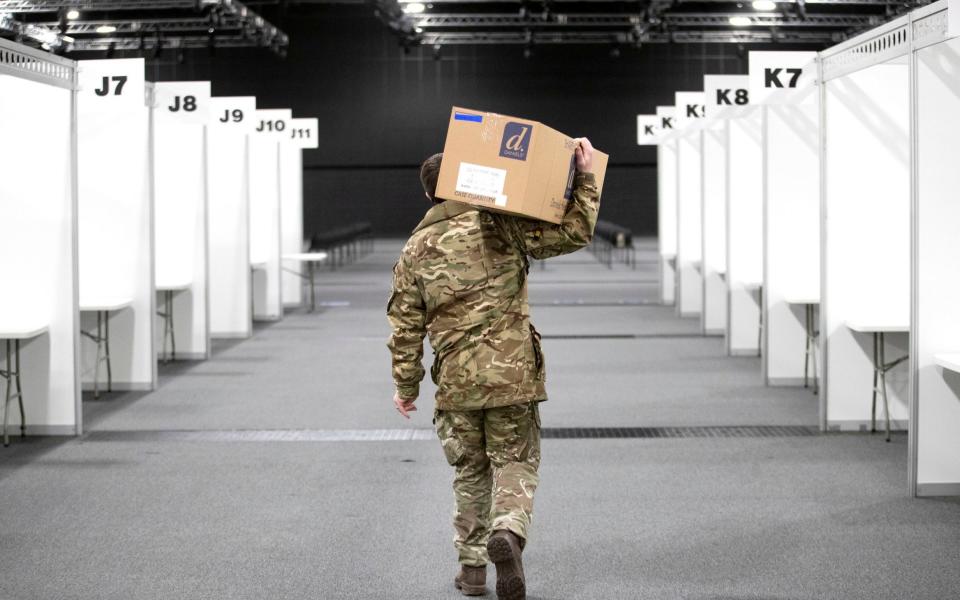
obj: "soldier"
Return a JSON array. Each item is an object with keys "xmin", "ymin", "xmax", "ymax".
[{"xmin": 387, "ymin": 138, "xmax": 600, "ymax": 600}]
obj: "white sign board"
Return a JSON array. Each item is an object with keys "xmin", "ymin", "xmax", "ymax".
[
  {"xmin": 704, "ymin": 75, "xmax": 750, "ymax": 108},
  {"xmin": 287, "ymin": 117, "xmax": 319, "ymax": 149},
  {"xmin": 153, "ymin": 81, "xmax": 211, "ymax": 124},
  {"xmin": 656, "ymin": 106, "xmax": 676, "ymax": 134},
  {"xmin": 254, "ymin": 109, "xmax": 292, "ymax": 139},
  {"xmin": 636, "ymin": 114, "xmax": 660, "ymax": 145},
  {"xmin": 748, "ymin": 51, "xmax": 817, "ymax": 104},
  {"xmin": 675, "ymin": 92, "xmax": 706, "ymax": 127},
  {"xmin": 209, "ymin": 96, "xmax": 257, "ymax": 133},
  {"xmin": 77, "ymin": 58, "xmax": 145, "ymax": 110}
]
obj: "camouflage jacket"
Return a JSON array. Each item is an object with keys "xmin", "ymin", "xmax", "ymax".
[{"xmin": 387, "ymin": 172, "xmax": 600, "ymax": 411}]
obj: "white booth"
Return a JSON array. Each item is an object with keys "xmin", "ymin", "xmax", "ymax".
[
  {"xmin": 674, "ymin": 92, "xmax": 707, "ymax": 318},
  {"xmin": 754, "ymin": 52, "xmax": 820, "ymax": 387},
  {"xmin": 910, "ymin": 0, "xmax": 960, "ymax": 496},
  {"xmin": 151, "ymin": 81, "xmax": 212, "ymax": 360},
  {"xmin": 0, "ymin": 40, "xmax": 80, "ymax": 440},
  {"xmin": 250, "ymin": 108, "xmax": 291, "ymax": 321},
  {"xmin": 76, "ymin": 58, "xmax": 155, "ymax": 394},
  {"xmin": 725, "ymin": 87, "xmax": 764, "ymax": 357},
  {"xmin": 700, "ymin": 75, "xmax": 749, "ymax": 336},
  {"xmin": 207, "ymin": 96, "xmax": 257, "ymax": 339},
  {"xmin": 819, "ymin": 20, "xmax": 911, "ymax": 438},
  {"xmin": 656, "ymin": 106, "xmax": 678, "ymax": 306},
  {"xmin": 280, "ymin": 117, "xmax": 319, "ymax": 308}
]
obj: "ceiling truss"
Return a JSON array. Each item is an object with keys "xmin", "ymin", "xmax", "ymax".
[{"xmin": 0, "ymin": 0, "xmax": 288, "ymax": 54}]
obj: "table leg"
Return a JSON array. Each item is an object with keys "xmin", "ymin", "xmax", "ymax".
[
  {"xmin": 811, "ymin": 307, "xmax": 819, "ymax": 396},
  {"xmin": 871, "ymin": 332, "xmax": 879, "ymax": 434},
  {"xmin": 309, "ymin": 262, "xmax": 316, "ymax": 313},
  {"xmin": 804, "ymin": 305, "xmax": 810, "ymax": 389},
  {"xmin": 3, "ymin": 340, "xmax": 10, "ymax": 447},
  {"xmin": 879, "ymin": 332, "xmax": 891, "ymax": 442},
  {"xmin": 15, "ymin": 340, "xmax": 24, "ymax": 438},
  {"xmin": 105, "ymin": 311, "xmax": 112, "ymax": 393},
  {"xmin": 757, "ymin": 287, "xmax": 763, "ymax": 358},
  {"xmin": 94, "ymin": 311, "xmax": 102, "ymax": 399},
  {"xmin": 168, "ymin": 291, "xmax": 176, "ymax": 361}
]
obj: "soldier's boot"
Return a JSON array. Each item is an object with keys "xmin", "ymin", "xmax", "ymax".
[
  {"xmin": 454, "ymin": 565, "xmax": 487, "ymax": 596},
  {"xmin": 487, "ymin": 530, "xmax": 525, "ymax": 600}
]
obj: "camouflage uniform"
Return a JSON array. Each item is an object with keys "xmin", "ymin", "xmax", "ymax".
[{"xmin": 387, "ymin": 171, "xmax": 600, "ymax": 566}]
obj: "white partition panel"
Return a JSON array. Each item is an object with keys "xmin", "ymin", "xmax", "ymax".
[
  {"xmin": 250, "ymin": 109, "xmax": 291, "ymax": 321},
  {"xmin": 701, "ymin": 75, "xmax": 748, "ymax": 336},
  {"xmin": 676, "ymin": 129, "xmax": 703, "ymax": 318},
  {"xmin": 207, "ymin": 96, "xmax": 256, "ymax": 338},
  {"xmin": 77, "ymin": 59, "xmax": 154, "ymax": 390},
  {"xmin": 280, "ymin": 117, "xmax": 318, "ymax": 307},
  {"xmin": 0, "ymin": 43, "xmax": 79, "ymax": 434},
  {"xmin": 822, "ymin": 63, "xmax": 910, "ymax": 430},
  {"xmin": 701, "ymin": 120, "xmax": 727, "ymax": 335},
  {"xmin": 913, "ymin": 34, "xmax": 960, "ymax": 496},
  {"xmin": 764, "ymin": 82, "xmax": 821, "ymax": 385},
  {"xmin": 726, "ymin": 107, "xmax": 763, "ymax": 356},
  {"xmin": 152, "ymin": 81, "xmax": 212, "ymax": 359},
  {"xmin": 656, "ymin": 106, "xmax": 677, "ymax": 305},
  {"xmin": 674, "ymin": 93, "xmax": 706, "ymax": 318}
]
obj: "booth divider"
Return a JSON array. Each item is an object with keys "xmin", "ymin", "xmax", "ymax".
[
  {"xmin": 909, "ymin": 0, "xmax": 960, "ymax": 496},
  {"xmin": 207, "ymin": 96, "xmax": 257, "ymax": 338},
  {"xmin": 0, "ymin": 40, "xmax": 80, "ymax": 436},
  {"xmin": 250, "ymin": 108, "xmax": 291, "ymax": 321},
  {"xmin": 725, "ymin": 105, "xmax": 763, "ymax": 356},
  {"xmin": 754, "ymin": 52, "xmax": 821, "ymax": 387},
  {"xmin": 701, "ymin": 75, "xmax": 749, "ymax": 337},
  {"xmin": 674, "ymin": 92, "xmax": 707, "ymax": 318},
  {"xmin": 280, "ymin": 117, "xmax": 319, "ymax": 308},
  {"xmin": 76, "ymin": 58, "xmax": 155, "ymax": 391},
  {"xmin": 151, "ymin": 81, "xmax": 212, "ymax": 360},
  {"xmin": 656, "ymin": 106, "xmax": 678, "ymax": 306}
]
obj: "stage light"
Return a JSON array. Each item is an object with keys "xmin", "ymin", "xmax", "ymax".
[{"xmin": 729, "ymin": 16, "xmax": 752, "ymax": 26}]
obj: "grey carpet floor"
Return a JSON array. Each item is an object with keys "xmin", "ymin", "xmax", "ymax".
[{"xmin": 1, "ymin": 238, "xmax": 958, "ymax": 600}]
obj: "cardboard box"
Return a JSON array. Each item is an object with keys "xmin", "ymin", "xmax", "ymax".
[{"xmin": 435, "ymin": 107, "xmax": 608, "ymax": 224}]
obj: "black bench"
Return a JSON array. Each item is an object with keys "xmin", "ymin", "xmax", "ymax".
[
  {"xmin": 590, "ymin": 219, "xmax": 636, "ymax": 269},
  {"xmin": 309, "ymin": 222, "xmax": 373, "ymax": 269}
]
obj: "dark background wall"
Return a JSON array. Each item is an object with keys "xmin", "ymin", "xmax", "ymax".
[{"xmin": 115, "ymin": 5, "xmax": 814, "ymax": 238}]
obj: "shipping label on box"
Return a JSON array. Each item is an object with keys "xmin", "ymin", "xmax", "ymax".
[{"xmin": 435, "ymin": 107, "xmax": 608, "ymax": 224}]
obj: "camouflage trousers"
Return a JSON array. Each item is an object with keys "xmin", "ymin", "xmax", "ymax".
[{"xmin": 434, "ymin": 402, "xmax": 542, "ymax": 567}]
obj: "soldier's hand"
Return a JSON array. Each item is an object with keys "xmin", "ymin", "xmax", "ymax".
[
  {"xmin": 393, "ymin": 392, "xmax": 418, "ymax": 419},
  {"xmin": 574, "ymin": 137, "xmax": 594, "ymax": 173}
]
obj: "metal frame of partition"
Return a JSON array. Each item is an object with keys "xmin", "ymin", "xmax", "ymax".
[
  {"xmin": 0, "ymin": 38, "xmax": 81, "ymax": 434},
  {"xmin": 816, "ymin": 0, "xmax": 949, "ymax": 496}
]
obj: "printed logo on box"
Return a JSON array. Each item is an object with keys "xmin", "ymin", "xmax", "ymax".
[{"xmin": 500, "ymin": 122, "xmax": 531, "ymax": 161}]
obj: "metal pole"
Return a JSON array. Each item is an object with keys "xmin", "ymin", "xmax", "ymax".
[{"xmin": 3, "ymin": 340, "xmax": 11, "ymax": 447}]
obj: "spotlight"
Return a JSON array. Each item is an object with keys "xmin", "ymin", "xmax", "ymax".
[
  {"xmin": 96, "ymin": 24, "xmax": 117, "ymax": 34},
  {"xmin": 752, "ymin": 0, "xmax": 776, "ymax": 9},
  {"xmin": 403, "ymin": 3, "xmax": 426, "ymax": 14},
  {"xmin": 729, "ymin": 16, "xmax": 752, "ymax": 26},
  {"xmin": 67, "ymin": 9, "xmax": 79, "ymax": 20}
]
